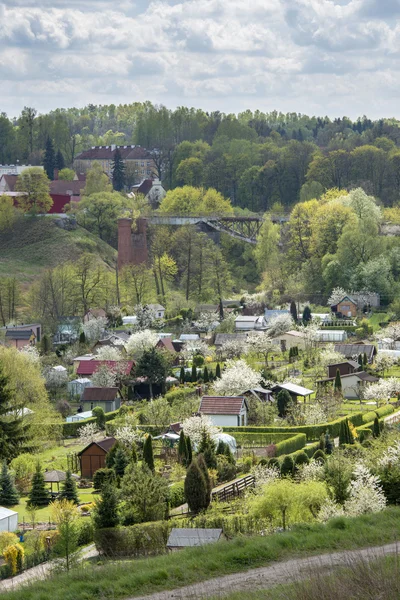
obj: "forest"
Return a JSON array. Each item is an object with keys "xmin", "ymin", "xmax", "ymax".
[{"xmin": 3, "ymin": 103, "xmax": 400, "ymax": 210}]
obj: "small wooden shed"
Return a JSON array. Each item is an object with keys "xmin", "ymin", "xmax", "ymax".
[{"xmin": 77, "ymin": 437, "xmax": 116, "ymax": 479}]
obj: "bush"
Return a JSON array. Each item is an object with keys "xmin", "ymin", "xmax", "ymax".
[
  {"xmin": 76, "ymin": 520, "xmax": 94, "ymax": 546},
  {"xmin": 275, "ymin": 433, "xmax": 306, "ymax": 456},
  {"xmin": 268, "ymin": 457, "xmax": 280, "ymax": 469},
  {"xmin": 280, "ymin": 455, "xmax": 294, "ymax": 476},
  {"xmin": 0, "ymin": 532, "xmax": 18, "ymax": 555},
  {"xmin": 294, "ymin": 451, "xmax": 309, "ymax": 467},
  {"xmin": 216, "ymin": 456, "xmax": 237, "ymax": 483},
  {"xmin": 303, "ymin": 442, "xmax": 321, "ymax": 459},
  {"xmin": 169, "ymin": 482, "xmax": 185, "ymax": 509},
  {"xmin": 312, "ymin": 449, "xmax": 326, "ymax": 463},
  {"xmin": 94, "ymin": 522, "xmax": 171, "ymax": 558},
  {"xmin": 93, "ymin": 468, "xmax": 116, "ymax": 491}
]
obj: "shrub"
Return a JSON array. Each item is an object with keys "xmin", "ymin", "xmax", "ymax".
[
  {"xmin": 94, "ymin": 521, "xmax": 171, "ymax": 558},
  {"xmin": 294, "ymin": 451, "xmax": 310, "ymax": 467},
  {"xmin": 169, "ymin": 482, "xmax": 185, "ymax": 509},
  {"xmin": 76, "ymin": 520, "xmax": 94, "ymax": 546},
  {"xmin": 92, "ymin": 407, "xmax": 106, "ymax": 430},
  {"xmin": 280, "ymin": 455, "xmax": 294, "ymax": 476},
  {"xmin": 216, "ymin": 456, "xmax": 237, "ymax": 483},
  {"xmin": 275, "ymin": 433, "xmax": 306, "ymax": 456},
  {"xmin": 269, "ymin": 457, "xmax": 280, "ymax": 469},
  {"xmin": 93, "ymin": 468, "xmax": 116, "ymax": 491},
  {"xmin": 185, "ymin": 459, "xmax": 209, "ymax": 513},
  {"xmin": 93, "ymin": 482, "xmax": 120, "ymax": 529},
  {"xmin": 312, "ymin": 449, "xmax": 326, "ymax": 463},
  {"xmin": 0, "ymin": 532, "xmax": 18, "ymax": 555},
  {"xmin": 3, "ymin": 543, "xmax": 24, "ymax": 575}
]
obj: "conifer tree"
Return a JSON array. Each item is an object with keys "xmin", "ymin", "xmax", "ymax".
[
  {"xmin": 43, "ymin": 136, "xmax": 55, "ymax": 180},
  {"xmin": 105, "ymin": 441, "xmax": 120, "ymax": 469},
  {"xmin": 358, "ymin": 354, "xmax": 363, "ymax": 368},
  {"xmin": 0, "ymin": 461, "xmax": 19, "ymax": 506},
  {"xmin": 179, "ymin": 366, "xmax": 185, "ymax": 384},
  {"xmin": 55, "ymin": 149, "xmax": 65, "ymax": 171},
  {"xmin": 197, "ymin": 454, "xmax": 212, "ymax": 499},
  {"xmin": 324, "ymin": 431, "xmax": 333, "ymax": 454},
  {"xmin": 59, "ymin": 470, "xmax": 79, "ymax": 504},
  {"xmin": 79, "ymin": 331, "xmax": 86, "ymax": 345},
  {"xmin": 186, "ymin": 436, "xmax": 192, "ymax": 465},
  {"xmin": 184, "ymin": 460, "xmax": 208, "ymax": 513},
  {"xmin": 40, "ymin": 334, "xmax": 51, "ymax": 355},
  {"xmin": 290, "ymin": 300, "xmax": 298, "ymax": 323},
  {"xmin": 373, "ymin": 416, "xmax": 380, "ymax": 438},
  {"xmin": 131, "ymin": 443, "xmax": 137, "ymax": 464},
  {"xmin": 203, "ymin": 366, "xmax": 209, "ymax": 383},
  {"xmin": 302, "ymin": 305, "xmax": 312, "ymax": 324},
  {"xmin": 277, "ymin": 389, "xmax": 291, "ymax": 417},
  {"xmin": 0, "ymin": 366, "xmax": 26, "ymax": 460},
  {"xmin": 191, "ymin": 364, "xmax": 197, "ymax": 383},
  {"xmin": 178, "ymin": 430, "xmax": 187, "ymax": 465},
  {"xmin": 112, "ymin": 147, "xmax": 125, "ymax": 191},
  {"xmin": 114, "ymin": 446, "xmax": 129, "ymax": 477},
  {"xmin": 216, "ymin": 363, "xmax": 221, "ymax": 378},
  {"xmin": 198, "ymin": 432, "xmax": 217, "ymax": 469},
  {"xmin": 143, "ymin": 434, "xmax": 154, "ymax": 472},
  {"xmin": 93, "ymin": 482, "xmax": 119, "ymax": 529},
  {"xmin": 363, "ymin": 353, "xmax": 368, "ymax": 367},
  {"xmin": 28, "ymin": 463, "xmax": 49, "ymax": 507},
  {"xmin": 334, "ymin": 369, "xmax": 342, "ymax": 393},
  {"xmin": 280, "ymin": 455, "xmax": 294, "ymax": 476}
]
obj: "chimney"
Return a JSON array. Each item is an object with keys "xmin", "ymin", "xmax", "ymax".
[{"xmin": 53, "ymin": 168, "xmax": 59, "ymax": 180}]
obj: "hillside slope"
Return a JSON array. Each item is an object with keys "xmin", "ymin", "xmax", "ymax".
[{"xmin": 0, "ymin": 218, "xmax": 117, "ymax": 285}]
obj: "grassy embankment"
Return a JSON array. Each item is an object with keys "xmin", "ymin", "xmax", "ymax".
[{"xmin": 2, "ymin": 508, "xmax": 400, "ymax": 600}]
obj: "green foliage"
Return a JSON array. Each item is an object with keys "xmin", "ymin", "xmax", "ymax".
[
  {"xmin": 93, "ymin": 482, "xmax": 120, "ymax": 529},
  {"xmin": 216, "ymin": 455, "xmax": 236, "ymax": 483},
  {"xmin": 113, "ymin": 447, "xmax": 129, "ymax": 478},
  {"xmin": 178, "ymin": 430, "xmax": 187, "ymax": 465},
  {"xmin": 58, "ymin": 168, "xmax": 75, "ymax": 181},
  {"xmin": 186, "ymin": 436, "xmax": 193, "ymax": 465},
  {"xmin": 112, "ymin": 147, "xmax": 125, "ymax": 191},
  {"xmin": 43, "ymin": 136, "xmax": 55, "ymax": 180},
  {"xmin": 339, "ymin": 418, "xmax": 354, "ymax": 446},
  {"xmin": 324, "ymin": 453, "xmax": 353, "ymax": 504},
  {"xmin": 168, "ymin": 481, "xmax": 185, "ymax": 509},
  {"xmin": 191, "ymin": 364, "xmax": 197, "ymax": 382},
  {"xmin": 0, "ymin": 365, "xmax": 26, "ymax": 461},
  {"xmin": 179, "ymin": 367, "xmax": 185, "ymax": 384},
  {"xmin": 334, "ymin": 369, "xmax": 342, "ymax": 392},
  {"xmin": 136, "ymin": 348, "xmax": 168, "ymax": 399},
  {"xmin": 277, "ymin": 389, "xmax": 292, "ymax": 417},
  {"xmin": 59, "ymin": 470, "xmax": 79, "ymax": 504},
  {"xmin": 216, "ymin": 363, "xmax": 221, "ymax": 378},
  {"xmin": 121, "ymin": 463, "xmax": 169, "ymax": 524},
  {"xmin": 290, "ymin": 301, "xmax": 297, "ymax": 322},
  {"xmin": 203, "ymin": 366, "xmax": 209, "ymax": 383},
  {"xmin": 280, "ymin": 455, "xmax": 294, "ymax": 476},
  {"xmin": 0, "ymin": 461, "xmax": 19, "ymax": 506},
  {"xmin": 312, "ymin": 449, "xmax": 326, "ymax": 463},
  {"xmin": 184, "ymin": 459, "xmax": 209, "ymax": 513},
  {"xmin": 93, "ymin": 468, "xmax": 116, "ymax": 492},
  {"xmin": 94, "ymin": 521, "xmax": 171, "ymax": 558},
  {"xmin": 92, "ymin": 406, "xmax": 106, "ymax": 430},
  {"xmin": 27, "ymin": 463, "xmax": 49, "ymax": 507},
  {"xmin": 373, "ymin": 416, "xmax": 380, "ymax": 438},
  {"xmin": 198, "ymin": 433, "xmax": 217, "ymax": 469},
  {"xmin": 275, "ymin": 433, "xmax": 307, "ymax": 457},
  {"xmin": 143, "ymin": 434, "xmax": 155, "ymax": 472},
  {"xmin": 294, "ymin": 451, "xmax": 309, "ymax": 467},
  {"xmin": 302, "ymin": 305, "xmax": 312, "ymax": 323}
]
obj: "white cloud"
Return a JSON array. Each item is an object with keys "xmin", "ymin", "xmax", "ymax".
[{"xmin": 1, "ymin": 0, "xmax": 400, "ymax": 119}]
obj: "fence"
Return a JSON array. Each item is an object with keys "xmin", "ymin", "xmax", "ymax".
[{"xmin": 211, "ymin": 475, "xmax": 255, "ymax": 503}]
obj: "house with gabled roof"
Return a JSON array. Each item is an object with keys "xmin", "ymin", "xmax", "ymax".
[
  {"xmin": 199, "ymin": 396, "xmax": 248, "ymax": 427},
  {"xmin": 81, "ymin": 387, "xmax": 121, "ymax": 413},
  {"xmin": 76, "ymin": 360, "xmax": 134, "ymax": 377},
  {"xmin": 77, "ymin": 436, "xmax": 117, "ymax": 478},
  {"xmin": 331, "ymin": 295, "xmax": 358, "ymax": 318},
  {"xmin": 316, "ymin": 371, "xmax": 379, "ymax": 399}
]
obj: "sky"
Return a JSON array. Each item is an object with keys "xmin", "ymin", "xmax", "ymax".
[{"xmin": 2, "ymin": 0, "xmax": 400, "ymax": 119}]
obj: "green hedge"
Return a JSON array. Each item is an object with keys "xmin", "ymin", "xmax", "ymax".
[
  {"xmin": 94, "ymin": 522, "xmax": 171, "ymax": 558},
  {"xmin": 224, "ymin": 413, "xmax": 365, "ymax": 442},
  {"xmin": 303, "ymin": 441, "xmax": 321, "ymax": 458},
  {"xmin": 62, "ymin": 409, "xmax": 120, "ymax": 437},
  {"xmin": 169, "ymin": 514, "xmax": 270, "ymax": 537},
  {"xmin": 232, "ymin": 432, "xmax": 293, "ymax": 447},
  {"xmin": 275, "ymin": 433, "xmax": 306, "ymax": 457},
  {"xmin": 362, "ymin": 405, "xmax": 394, "ymax": 424}
]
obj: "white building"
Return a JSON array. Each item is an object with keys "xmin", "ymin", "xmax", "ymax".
[
  {"xmin": 148, "ymin": 304, "xmax": 165, "ymax": 319},
  {"xmin": 316, "ymin": 330, "xmax": 347, "ymax": 343},
  {"xmin": 235, "ymin": 315, "xmax": 266, "ymax": 331},
  {"xmin": 0, "ymin": 165, "xmax": 44, "ymax": 177},
  {"xmin": 0, "ymin": 507, "xmax": 18, "ymax": 532},
  {"xmin": 199, "ymin": 396, "xmax": 248, "ymax": 427},
  {"xmin": 66, "ymin": 410, "xmax": 93, "ymax": 423},
  {"xmin": 317, "ymin": 371, "xmax": 379, "ymax": 400},
  {"xmin": 67, "ymin": 378, "xmax": 92, "ymax": 398}
]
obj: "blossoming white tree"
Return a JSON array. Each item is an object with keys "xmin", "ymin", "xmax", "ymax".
[
  {"xmin": 20, "ymin": 345, "xmax": 41, "ymax": 365},
  {"xmin": 218, "ymin": 339, "xmax": 245, "ymax": 360},
  {"xmin": 252, "ymin": 465, "xmax": 280, "ymax": 487},
  {"xmin": 319, "ymin": 345, "xmax": 346, "ymax": 368},
  {"xmin": 182, "ymin": 415, "xmax": 221, "ymax": 446},
  {"xmin": 265, "ymin": 313, "xmax": 294, "ymax": 337},
  {"xmin": 327, "ymin": 287, "xmax": 347, "ymax": 306},
  {"xmin": 213, "ymin": 359, "xmax": 262, "ymax": 396},
  {"xmin": 246, "ymin": 332, "xmax": 278, "ymax": 365},
  {"xmin": 344, "ymin": 464, "xmax": 386, "ymax": 516},
  {"xmin": 91, "ymin": 365, "xmax": 118, "ymax": 388},
  {"xmin": 194, "ymin": 312, "xmax": 219, "ymax": 333},
  {"xmin": 114, "ymin": 425, "xmax": 143, "ymax": 447},
  {"xmin": 181, "ymin": 339, "xmax": 210, "ymax": 362},
  {"xmin": 95, "ymin": 346, "xmax": 124, "ymax": 361},
  {"xmin": 82, "ymin": 316, "xmax": 108, "ymax": 342},
  {"xmin": 78, "ymin": 423, "xmax": 99, "ymax": 445},
  {"xmin": 379, "ymin": 440, "xmax": 400, "ymax": 469},
  {"xmin": 363, "ymin": 377, "xmax": 400, "ymax": 405},
  {"xmin": 125, "ymin": 329, "xmax": 158, "ymax": 359},
  {"xmin": 374, "ymin": 353, "xmax": 396, "ymax": 376}
]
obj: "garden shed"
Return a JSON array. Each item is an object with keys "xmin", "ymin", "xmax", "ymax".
[
  {"xmin": 78, "ymin": 437, "xmax": 117, "ymax": 478},
  {"xmin": 167, "ymin": 528, "xmax": 223, "ymax": 551},
  {"xmin": 316, "ymin": 330, "xmax": 347, "ymax": 342},
  {"xmin": 199, "ymin": 396, "xmax": 248, "ymax": 426},
  {"xmin": 0, "ymin": 507, "xmax": 18, "ymax": 532},
  {"xmin": 271, "ymin": 382, "xmax": 314, "ymax": 403}
]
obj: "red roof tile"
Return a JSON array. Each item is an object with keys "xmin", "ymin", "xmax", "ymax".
[
  {"xmin": 76, "ymin": 360, "xmax": 134, "ymax": 376},
  {"xmin": 199, "ymin": 396, "xmax": 247, "ymax": 415}
]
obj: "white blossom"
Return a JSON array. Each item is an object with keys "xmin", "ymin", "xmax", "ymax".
[
  {"xmin": 303, "ymin": 403, "xmax": 328, "ymax": 425},
  {"xmin": 218, "ymin": 339, "xmax": 245, "ymax": 360},
  {"xmin": 114, "ymin": 425, "xmax": 143, "ymax": 447},
  {"xmin": 20, "ymin": 345, "xmax": 41, "ymax": 365},
  {"xmin": 344, "ymin": 463, "xmax": 386, "ymax": 516},
  {"xmin": 374, "ymin": 353, "xmax": 396, "ymax": 373},
  {"xmin": 181, "ymin": 339, "xmax": 210, "ymax": 361},
  {"xmin": 45, "ymin": 368, "xmax": 68, "ymax": 389},
  {"xmin": 78, "ymin": 423, "xmax": 99, "ymax": 445},
  {"xmin": 213, "ymin": 359, "xmax": 262, "ymax": 396},
  {"xmin": 296, "ymin": 461, "xmax": 325, "ymax": 482},
  {"xmin": 125, "ymin": 329, "xmax": 158, "ymax": 359},
  {"xmin": 194, "ymin": 312, "xmax": 219, "ymax": 333},
  {"xmin": 134, "ymin": 304, "xmax": 157, "ymax": 329},
  {"xmin": 376, "ymin": 324, "xmax": 400, "ymax": 347},
  {"xmin": 252, "ymin": 465, "xmax": 280, "ymax": 486},
  {"xmin": 327, "ymin": 287, "xmax": 348, "ymax": 306},
  {"xmin": 182, "ymin": 415, "xmax": 222, "ymax": 447},
  {"xmin": 241, "ymin": 292, "xmax": 266, "ymax": 310},
  {"xmin": 319, "ymin": 345, "xmax": 347, "ymax": 368},
  {"xmin": 246, "ymin": 332, "xmax": 277, "ymax": 360},
  {"xmin": 82, "ymin": 317, "xmax": 108, "ymax": 342},
  {"xmin": 95, "ymin": 346, "xmax": 124, "ymax": 361},
  {"xmin": 318, "ymin": 499, "xmax": 345, "ymax": 522},
  {"xmin": 91, "ymin": 365, "xmax": 118, "ymax": 388},
  {"xmin": 379, "ymin": 440, "xmax": 400, "ymax": 469},
  {"xmin": 363, "ymin": 377, "xmax": 400, "ymax": 402},
  {"xmin": 266, "ymin": 313, "xmax": 294, "ymax": 337}
]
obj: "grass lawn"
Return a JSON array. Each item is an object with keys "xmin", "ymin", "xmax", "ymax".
[
  {"xmin": 368, "ymin": 312, "xmax": 390, "ymax": 331},
  {"xmin": 13, "ymin": 489, "xmax": 97, "ymax": 524},
  {"xmin": 2, "ymin": 508, "xmax": 400, "ymax": 600},
  {"xmin": 33, "ymin": 441, "xmax": 85, "ymax": 472}
]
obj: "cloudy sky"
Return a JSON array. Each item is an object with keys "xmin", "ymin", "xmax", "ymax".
[{"xmin": 1, "ymin": 0, "xmax": 400, "ymax": 119}]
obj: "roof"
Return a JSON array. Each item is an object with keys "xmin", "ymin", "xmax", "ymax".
[
  {"xmin": 334, "ymin": 344, "xmax": 376, "ymax": 359},
  {"xmin": 76, "ymin": 360, "xmax": 134, "ymax": 376},
  {"xmin": 272, "ymin": 382, "xmax": 314, "ymax": 396},
  {"xmin": 317, "ymin": 371, "xmax": 379, "ymax": 384},
  {"xmin": 85, "ymin": 308, "xmax": 107, "ymax": 319},
  {"xmin": 245, "ymin": 387, "xmax": 272, "ymax": 394},
  {"xmin": 214, "ymin": 333, "xmax": 248, "ymax": 346},
  {"xmin": 328, "ymin": 360, "xmax": 360, "ymax": 369},
  {"xmin": 0, "ymin": 507, "xmax": 18, "ymax": 520},
  {"xmin": 50, "ymin": 180, "xmax": 85, "ymax": 196},
  {"xmin": 69, "ymin": 378, "xmax": 92, "ymax": 384},
  {"xmin": 281, "ymin": 330, "xmax": 306, "ymax": 338},
  {"xmin": 334, "ymin": 295, "xmax": 357, "ymax": 306},
  {"xmin": 5, "ymin": 329, "xmax": 34, "ymax": 340},
  {"xmin": 199, "ymin": 396, "xmax": 247, "ymax": 415},
  {"xmin": 264, "ymin": 309, "xmax": 289, "ymax": 320},
  {"xmin": 43, "ymin": 470, "xmax": 79, "ymax": 483},
  {"xmin": 167, "ymin": 528, "xmax": 223, "ymax": 548},
  {"xmin": 148, "ymin": 303, "xmax": 165, "ymax": 311},
  {"xmin": 235, "ymin": 316, "xmax": 260, "ymax": 322},
  {"xmin": 75, "ymin": 146, "xmax": 152, "ymax": 161},
  {"xmin": 53, "ymin": 365, "xmax": 67, "ymax": 372},
  {"xmin": 1, "ymin": 174, "xmax": 17, "ymax": 191},
  {"xmin": 136, "ymin": 179, "xmax": 153, "ymax": 196},
  {"xmin": 67, "ymin": 410, "xmax": 93, "ymax": 421},
  {"xmin": 180, "ymin": 334, "xmax": 199, "ymax": 340},
  {"xmin": 77, "ymin": 436, "xmax": 117, "ymax": 456},
  {"xmin": 82, "ymin": 387, "xmax": 119, "ymax": 402},
  {"xmin": 156, "ymin": 338, "xmax": 176, "ymax": 352}
]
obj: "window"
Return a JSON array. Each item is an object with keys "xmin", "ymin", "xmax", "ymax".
[{"xmin": 141, "ymin": 162, "xmax": 144, "ymax": 166}]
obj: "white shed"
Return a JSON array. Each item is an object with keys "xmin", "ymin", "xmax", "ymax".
[
  {"xmin": 316, "ymin": 330, "xmax": 347, "ymax": 343},
  {"xmin": 0, "ymin": 507, "xmax": 18, "ymax": 532},
  {"xmin": 235, "ymin": 315, "xmax": 266, "ymax": 331},
  {"xmin": 199, "ymin": 396, "xmax": 248, "ymax": 427},
  {"xmin": 66, "ymin": 410, "xmax": 93, "ymax": 423}
]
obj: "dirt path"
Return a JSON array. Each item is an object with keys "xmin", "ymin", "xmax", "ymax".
[{"xmin": 129, "ymin": 541, "xmax": 400, "ymax": 600}]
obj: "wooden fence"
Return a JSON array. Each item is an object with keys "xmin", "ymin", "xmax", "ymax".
[{"xmin": 211, "ymin": 475, "xmax": 255, "ymax": 503}]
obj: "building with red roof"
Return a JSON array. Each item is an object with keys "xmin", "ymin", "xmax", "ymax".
[
  {"xmin": 199, "ymin": 396, "xmax": 248, "ymax": 427},
  {"xmin": 76, "ymin": 360, "xmax": 134, "ymax": 377}
]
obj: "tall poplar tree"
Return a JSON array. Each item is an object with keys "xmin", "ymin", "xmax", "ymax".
[
  {"xmin": 43, "ymin": 136, "xmax": 56, "ymax": 180},
  {"xmin": 55, "ymin": 149, "xmax": 65, "ymax": 171},
  {"xmin": 112, "ymin": 148, "xmax": 125, "ymax": 191}
]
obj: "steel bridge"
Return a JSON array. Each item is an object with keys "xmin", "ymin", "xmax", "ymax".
[{"xmin": 148, "ymin": 215, "xmax": 287, "ymax": 244}]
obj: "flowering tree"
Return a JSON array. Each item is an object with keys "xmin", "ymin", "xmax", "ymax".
[
  {"xmin": 327, "ymin": 287, "xmax": 347, "ymax": 306},
  {"xmin": 303, "ymin": 403, "xmax": 328, "ymax": 425},
  {"xmin": 217, "ymin": 339, "xmax": 245, "ymax": 360},
  {"xmin": 379, "ymin": 440, "xmax": 400, "ymax": 469},
  {"xmin": 319, "ymin": 345, "xmax": 346, "ymax": 368},
  {"xmin": 91, "ymin": 365, "xmax": 118, "ymax": 388},
  {"xmin": 344, "ymin": 464, "xmax": 386, "ymax": 516},
  {"xmin": 114, "ymin": 425, "xmax": 143, "ymax": 447},
  {"xmin": 125, "ymin": 329, "xmax": 158, "ymax": 359},
  {"xmin": 20, "ymin": 345, "xmax": 41, "ymax": 365},
  {"xmin": 376, "ymin": 323, "xmax": 400, "ymax": 348},
  {"xmin": 95, "ymin": 346, "xmax": 124, "ymax": 361},
  {"xmin": 297, "ymin": 322, "xmax": 320, "ymax": 358},
  {"xmin": 78, "ymin": 423, "xmax": 99, "ymax": 445},
  {"xmin": 181, "ymin": 339, "xmax": 210, "ymax": 362},
  {"xmin": 374, "ymin": 353, "xmax": 396, "ymax": 376},
  {"xmin": 134, "ymin": 304, "xmax": 157, "ymax": 330},
  {"xmin": 82, "ymin": 317, "xmax": 108, "ymax": 342},
  {"xmin": 295, "ymin": 461, "xmax": 324, "ymax": 483},
  {"xmin": 213, "ymin": 359, "xmax": 262, "ymax": 396},
  {"xmin": 182, "ymin": 415, "xmax": 221, "ymax": 447},
  {"xmin": 363, "ymin": 377, "xmax": 400, "ymax": 404},
  {"xmin": 318, "ymin": 499, "xmax": 345, "ymax": 522},
  {"xmin": 246, "ymin": 332, "xmax": 278, "ymax": 365},
  {"xmin": 265, "ymin": 313, "xmax": 294, "ymax": 337},
  {"xmin": 252, "ymin": 465, "xmax": 280, "ymax": 487},
  {"xmin": 194, "ymin": 312, "xmax": 219, "ymax": 333}
]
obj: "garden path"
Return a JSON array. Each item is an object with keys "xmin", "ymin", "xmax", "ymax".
[{"xmin": 130, "ymin": 541, "xmax": 400, "ymax": 600}]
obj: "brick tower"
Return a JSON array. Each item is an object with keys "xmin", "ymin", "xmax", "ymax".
[{"xmin": 118, "ymin": 218, "xmax": 148, "ymax": 270}]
